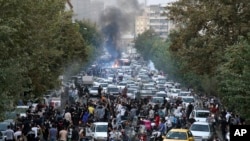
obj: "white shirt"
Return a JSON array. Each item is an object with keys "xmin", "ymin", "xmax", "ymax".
[
  {"xmin": 226, "ymin": 112, "xmax": 231, "ymax": 122},
  {"xmin": 14, "ymin": 130, "xmax": 22, "ymax": 140},
  {"xmin": 149, "ymin": 109, "xmax": 154, "ymax": 119},
  {"xmin": 120, "ymin": 108, "xmax": 126, "ymax": 116},
  {"xmin": 32, "ymin": 126, "xmax": 40, "ymax": 137}
]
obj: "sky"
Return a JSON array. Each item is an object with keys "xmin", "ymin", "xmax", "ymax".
[
  {"xmin": 138, "ymin": 0, "xmax": 177, "ymax": 5},
  {"xmin": 103, "ymin": 0, "xmax": 177, "ymax": 7}
]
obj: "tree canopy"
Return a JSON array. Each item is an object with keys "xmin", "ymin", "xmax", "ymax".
[
  {"xmin": 135, "ymin": 0, "xmax": 250, "ymax": 120},
  {"xmin": 165, "ymin": 0, "xmax": 250, "ymax": 120},
  {"xmin": 0, "ymin": 0, "xmax": 102, "ymax": 117}
]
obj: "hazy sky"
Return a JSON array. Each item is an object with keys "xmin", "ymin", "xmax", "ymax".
[
  {"xmin": 104, "ymin": 0, "xmax": 177, "ymax": 7},
  {"xmin": 139, "ymin": 0, "xmax": 177, "ymax": 5}
]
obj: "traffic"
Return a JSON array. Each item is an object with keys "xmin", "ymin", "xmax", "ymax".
[{"xmin": 0, "ymin": 49, "xmax": 238, "ymax": 141}]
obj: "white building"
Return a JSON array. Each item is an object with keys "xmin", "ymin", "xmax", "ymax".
[{"xmin": 135, "ymin": 3, "xmax": 176, "ymax": 39}]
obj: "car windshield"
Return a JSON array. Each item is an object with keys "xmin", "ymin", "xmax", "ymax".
[
  {"xmin": 152, "ymin": 98, "xmax": 163, "ymax": 103},
  {"xmin": 182, "ymin": 98, "xmax": 194, "ymax": 103},
  {"xmin": 119, "ymin": 82, "xmax": 127, "ymax": 86},
  {"xmin": 171, "ymin": 89, "xmax": 181, "ymax": 93},
  {"xmin": 166, "ymin": 131, "xmax": 187, "ymax": 140},
  {"xmin": 190, "ymin": 124, "xmax": 209, "ymax": 132},
  {"xmin": 96, "ymin": 125, "xmax": 108, "ymax": 132},
  {"xmin": 128, "ymin": 89, "xmax": 135, "ymax": 93},
  {"xmin": 15, "ymin": 108, "xmax": 28, "ymax": 113},
  {"xmin": 108, "ymin": 88, "xmax": 119, "ymax": 92},
  {"xmin": 0, "ymin": 122, "xmax": 9, "ymax": 131},
  {"xmin": 196, "ymin": 112, "xmax": 210, "ymax": 118},
  {"xmin": 179, "ymin": 93, "xmax": 189, "ymax": 96},
  {"xmin": 156, "ymin": 94, "xmax": 167, "ymax": 97},
  {"xmin": 91, "ymin": 87, "xmax": 99, "ymax": 90},
  {"xmin": 158, "ymin": 88, "xmax": 165, "ymax": 91},
  {"xmin": 100, "ymin": 84, "xmax": 108, "ymax": 87}
]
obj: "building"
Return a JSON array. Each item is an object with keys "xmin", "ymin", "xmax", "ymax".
[
  {"xmin": 135, "ymin": 3, "xmax": 176, "ymax": 39},
  {"xmin": 135, "ymin": 11, "xmax": 149, "ymax": 37},
  {"xmin": 147, "ymin": 4, "xmax": 169, "ymax": 39}
]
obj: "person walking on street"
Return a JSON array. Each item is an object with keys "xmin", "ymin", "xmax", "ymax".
[
  {"xmin": 48, "ymin": 124, "xmax": 58, "ymax": 141},
  {"xmin": 58, "ymin": 126, "xmax": 68, "ymax": 141},
  {"xmin": 5, "ymin": 125, "xmax": 15, "ymax": 141}
]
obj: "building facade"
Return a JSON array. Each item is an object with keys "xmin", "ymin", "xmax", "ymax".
[
  {"xmin": 135, "ymin": 3, "xmax": 175, "ymax": 39},
  {"xmin": 135, "ymin": 11, "xmax": 149, "ymax": 37}
]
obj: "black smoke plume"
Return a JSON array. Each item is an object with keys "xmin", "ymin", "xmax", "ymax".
[{"xmin": 100, "ymin": 0, "xmax": 142, "ymax": 59}]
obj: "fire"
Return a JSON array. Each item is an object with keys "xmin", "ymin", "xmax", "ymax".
[{"xmin": 112, "ymin": 60, "xmax": 119, "ymax": 68}]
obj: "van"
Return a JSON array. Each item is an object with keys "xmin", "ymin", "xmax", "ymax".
[{"xmin": 86, "ymin": 122, "xmax": 108, "ymax": 141}]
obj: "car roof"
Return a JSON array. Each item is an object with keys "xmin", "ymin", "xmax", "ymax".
[
  {"xmin": 156, "ymin": 91, "xmax": 167, "ymax": 94},
  {"xmin": 194, "ymin": 109, "xmax": 210, "ymax": 112},
  {"xmin": 169, "ymin": 128, "xmax": 190, "ymax": 132},
  {"xmin": 181, "ymin": 96, "xmax": 194, "ymax": 98},
  {"xmin": 16, "ymin": 106, "xmax": 29, "ymax": 108},
  {"xmin": 94, "ymin": 122, "xmax": 108, "ymax": 125},
  {"xmin": 152, "ymin": 97, "xmax": 164, "ymax": 99},
  {"xmin": 192, "ymin": 121, "xmax": 210, "ymax": 125}
]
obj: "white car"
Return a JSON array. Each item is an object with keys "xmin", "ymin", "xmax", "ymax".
[
  {"xmin": 155, "ymin": 91, "xmax": 168, "ymax": 98},
  {"xmin": 191, "ymin": 109, "xmax": 210, "ymax": 122},
  {"xmin": 15, "ymin": 105, "xmax": 29, "ymax": 117},
  {"xmin": 89, "ymin": 86, "xmax": 100, "ymax": 96},
  {"xmin": 181, "ymin": 96, "xmax": 195, "ymax": 108},
  {"xmin": 86, "ymin": 122, "xmax": 108, "ymax": 141},
  {"xmin": 167, "ymin": 88, "xmax": 181, "ymax": 97},
  {"xmin": 117, "ymin": 81, "xmax": 127, "ymax": 90},
  {"xmin": 190, "ymin": 121, "xmax": 215, "ymax": 141},
  {"xmin": 127, "ymin": 88, "xmax": 138, "ymax": 99},
  {"xmin": 178, "ymin": 91, "xmax": 191, "ymax": 97}
]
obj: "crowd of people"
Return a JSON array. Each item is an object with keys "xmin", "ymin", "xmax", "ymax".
[{"xmin": 3, "ymin": 60, "xmax": 247, "ymax": 141}]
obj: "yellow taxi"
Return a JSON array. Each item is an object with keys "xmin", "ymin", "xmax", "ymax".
[{"xmin": 163, "ymin": 128, "xmax": 195, "ymax": 141}]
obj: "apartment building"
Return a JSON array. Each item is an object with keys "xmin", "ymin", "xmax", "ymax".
[
  {"xmin": 135, "ymin": 11, "xmax": 149, "ymax": 37},
  {"xmin": 135, "ymin": 3, "xmax": 175, "ymax": 39}
]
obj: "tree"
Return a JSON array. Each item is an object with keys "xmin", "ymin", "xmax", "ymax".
[
  {"xmin": 165, "ymin": 0, "xmax": 250, "ymax": 96},
  {"xmin": 166, "ymin": 0, "xmax": 250, "ymax": 75},
  {"xmin": 134, "ymin": 30, "xmax": 157, "ymax": 61},
  {"xmin": 0, "ymin": 0, "xmax": 90, "ymax": 114},
  {"xmin": 218, "ymin": 35, "xmax": 250, "ymax": 119}
]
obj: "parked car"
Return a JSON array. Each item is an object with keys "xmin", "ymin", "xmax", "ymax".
[{"xmin": 189, "ymin": 121, "xmax": 215, "ymax": 141}]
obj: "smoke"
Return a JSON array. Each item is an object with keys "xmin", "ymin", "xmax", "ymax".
[
  {"xmin": 100, "ymin": 0, "xmax": 142, "ymax": 59},
  {"xmin": 148, "ymin": 60, "xmax": 156, "ymax": 71}
]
